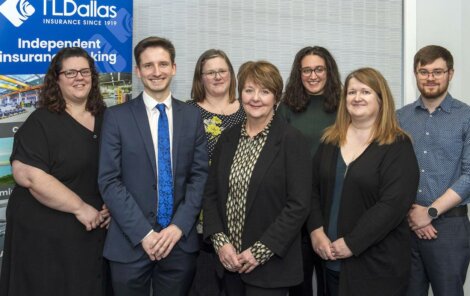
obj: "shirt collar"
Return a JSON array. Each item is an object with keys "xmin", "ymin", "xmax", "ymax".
[
  {"xmin": 241, "ymin": 114, "xmax": 274, "ymax": 139},
  {"xmin": 414, "ymin": 93, "xmax": 453, "ymax": 113},
  {"xmin": 143, "ymin": 91, "xmax": 172, "ymax": 112}
]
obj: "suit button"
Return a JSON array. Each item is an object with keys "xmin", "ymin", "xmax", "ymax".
[{"xmin": 152, "ymin": 184, "xmax": 157, "ymax": 190}]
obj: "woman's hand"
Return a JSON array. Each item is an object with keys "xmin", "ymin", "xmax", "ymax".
[
  {"xmin": 310, "ymin": 227, "xmax": 335, "ymax": 260},
  {"xmin": 331, "ymin": 237, "xmax": 353, "ymax": 259},
  {"xmin": 218, "ymin": 243, "xmax": 242, "ymax": 272},
  {"xmin": 99, "ymin": 204, "xmax": 111, "ymax": 229},
  {"xmin": 74, "ymin": 202, "xmax": 101, "ymax": 231},
  {"xmin": 236, "ymin": 249, "xmax": 259, "ymax": 274}
]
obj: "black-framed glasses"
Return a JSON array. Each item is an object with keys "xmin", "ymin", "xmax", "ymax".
[
  {"xmin": 202, "ymin": 69, "xmax": 229, "ymax": 79},
  {"xmin": 300, "ymin": 66, "xmax": 326, "ymax": 77},
  {"xmin": 59, "ymin": 68, "xmax": 92, "ymax": 79},
  {"xmin": 416, "ymin": 69, "xmax": 449, "ymax": 79}
]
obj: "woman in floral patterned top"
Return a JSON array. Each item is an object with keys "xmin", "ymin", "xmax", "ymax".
[{"xmin": 187, "ymin": 49, "xmax": 244, "ymax": 296}]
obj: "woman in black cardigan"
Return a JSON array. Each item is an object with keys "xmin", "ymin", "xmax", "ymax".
[
  {"xmin": 204, "ymin": 61, "xmax": 311, "ymax": 296},
  {"xmin": 308, "ymin": 68, "xmax": 419, "ymax": 296}
]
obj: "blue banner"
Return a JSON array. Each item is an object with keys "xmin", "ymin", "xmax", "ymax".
[
  {"xmin": 0, "ymin": 0, "xmax": 133, "ymax": 74},
  {"xmin": 0, "ymin": 0, "xmax": 133, "ymax": 265}
]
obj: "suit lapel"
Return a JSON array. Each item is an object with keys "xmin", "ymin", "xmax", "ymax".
[
  {"xmin": 171, "ymin": 98, "xmax": 182, "ymax": 180},
  {"xmin": 131, "ymin": 95, "xmax": 157, "ymax": 178},
  {"xmin": 245, "ymin": 116, "xmax": 283, "ymax": 216},
  {"xmin": 217, "ymin": 127, "xmax": 241, "ymax": 224}
]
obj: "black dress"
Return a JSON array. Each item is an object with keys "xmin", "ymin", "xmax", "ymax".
[{"xmin": 0, "ymin": 108, "xmax": 107, "ymax": 296}]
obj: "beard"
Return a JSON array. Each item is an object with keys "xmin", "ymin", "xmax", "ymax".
[{"xmin": 417, "ymin": 80, "xmax": 449, "ymax": 100}]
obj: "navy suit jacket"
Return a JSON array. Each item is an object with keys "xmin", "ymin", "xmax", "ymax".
[{"xmin": 98, "ymin": 94, "xmax": 208, "ymax": 263}]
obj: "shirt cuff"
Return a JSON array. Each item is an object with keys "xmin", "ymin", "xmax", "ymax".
[
  {"xmin": 211, "ymin": 232, "xmax": 231, "ymax": 253},
  {"xmin": 141, "ymin": 229, "xmax": 154, "ymax": 242},
  {"xmin": 250, "ymin": 241, "xmax": 274, "ymax": 265}
]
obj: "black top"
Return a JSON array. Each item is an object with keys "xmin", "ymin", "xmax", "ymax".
[
  {"xmin": 308, "ymin": 137, "xmax": 419, "ymax": 296},
  {"xmin": 186, "ymin": 100, "xmax": 245, "ymax": 161},
  {"xmin": 0, "ymin": 108, "xmax": 107, "ymax": 296},
  {"xmin": 325, "ymin": 154, "xmax": 346, "ymax": 272}
]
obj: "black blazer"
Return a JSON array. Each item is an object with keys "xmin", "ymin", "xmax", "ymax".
[
  {"xmin": 203, "ymin": 114, "xmax": 312, "ymax": 288},
  {"xmin": 307, "ymin": 137, "xmax": 419, "ymax": 296}
]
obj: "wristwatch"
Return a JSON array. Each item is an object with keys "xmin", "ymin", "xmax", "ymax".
[{"xmin": 427, "ymin": 207, "xmax": 439, "ymax": 219}]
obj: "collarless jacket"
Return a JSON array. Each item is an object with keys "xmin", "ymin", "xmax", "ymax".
[{"xmin": 203, "ymin": 114, "xmax": 312, "ymax": 288}]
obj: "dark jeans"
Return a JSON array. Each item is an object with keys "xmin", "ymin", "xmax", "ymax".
[
  {"xmin": 406, "ymin": 216, "xmax": 470, "ymax": 296},
  {"xmin": 289, "ymin": 234, "xmax": 326, "ymax": 296},
  {"xmin": 325, "ymin": 268, "xmax": 339, "ymax": 296}
]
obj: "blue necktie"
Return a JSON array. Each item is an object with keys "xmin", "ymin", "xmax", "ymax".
[{"xmin": 156, "ymin": 104, "xmax": 173, "ymax": 227}]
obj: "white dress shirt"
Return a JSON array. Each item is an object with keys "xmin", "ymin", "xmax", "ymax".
[{"xmin": 142, "ymin": 91, "xmax": 174, "ymax": 171}]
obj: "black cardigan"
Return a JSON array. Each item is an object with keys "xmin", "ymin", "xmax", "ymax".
[{"xmin": 307, "ymin": 136, "xmax": 419, "ymax": 296}]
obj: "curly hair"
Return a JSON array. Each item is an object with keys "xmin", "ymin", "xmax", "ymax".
[
  {"xmin": 39, "ymin": 47, "xmax": 105, "ymax": 115},
  {"xmin": 282, "ymin": 46, "xmax": 341, "ymax": 113}
]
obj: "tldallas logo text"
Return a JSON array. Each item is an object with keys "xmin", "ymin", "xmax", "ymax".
[{"xmin": 44, "ymin": 0, "xmax": 117, "ymax": 18}]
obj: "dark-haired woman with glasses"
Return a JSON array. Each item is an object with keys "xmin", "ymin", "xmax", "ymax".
[
  {"xmin": 277, "ymin": 46, "xmax": 342, "ymax": 296},
  {"xmin": 0, "ymin": 47, "xmax": 111, "ymax": 296},
  {"xmin": 187, "ymin": 49, "xmax": 244, "ymax": 296}
]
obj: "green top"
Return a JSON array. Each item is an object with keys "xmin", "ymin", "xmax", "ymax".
[{"xmin": 277, "ymin": 94, "xmax": 337, "ymax": 157}]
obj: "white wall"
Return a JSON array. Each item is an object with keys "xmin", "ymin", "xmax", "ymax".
[
  {"xmin": 404, "ymin": 1, "xmax": 470, "ymax": 295},
  {"xmin": 404, "ymin": 0, "xmax": 468, "ymax": 105}
]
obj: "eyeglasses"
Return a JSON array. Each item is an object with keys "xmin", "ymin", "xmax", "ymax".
[
  {"xmin": 59, "ymin": 68, "xmax": 92, "ymax": 79},
  {"xmin": 202, "ymin": 69, "xmax": 229, "ymax": 79},
  {"xmin": 300, "ymin": 66, "xmax": 326, "ymax": 77},
  {"xmin": 416, "ymin": 69, "xmax": 449, "ymax": 79}
]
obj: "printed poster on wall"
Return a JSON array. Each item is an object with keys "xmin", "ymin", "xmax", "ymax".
[{"xmin": 0, "ymin": 0, "xmax": 133, "ymax": 264}]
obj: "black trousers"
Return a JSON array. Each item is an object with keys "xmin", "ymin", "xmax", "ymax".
[{"xmin": 223, "ymin": 272, "xmax": 289, "ymax": 296}]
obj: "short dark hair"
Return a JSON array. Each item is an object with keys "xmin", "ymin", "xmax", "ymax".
[
  {"xmin": 282, "ymin": 46, "xmax": 342, "ymax": 113},
  {"xmin": 39, "ymin": 47, "xmax": 105, "ymax": 115},
  {"xmin": 237, "ymin": 61, "xmax": 283, "ymax": 104},
  {"xmin": 414, "ymin": 45, "xmax": 454, "ymax": 71},
  {"xmin": 134, "ymin": 36, "xmax": 175, "ymax": 66},
  {"xmin": 191, "ymin": 49, "xmax": 237, "ymax": 103}
]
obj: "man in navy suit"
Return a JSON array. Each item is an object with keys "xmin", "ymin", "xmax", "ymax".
[{"xmin": 98, "ymin": 36, "xmax": 208, "ymax": 296}]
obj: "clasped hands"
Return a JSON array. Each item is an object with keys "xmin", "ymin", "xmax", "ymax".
[
  {"xmin": 142, "ymin": 225, "xmax": 183, "ymax": 261},
  {"xmin": 407, "ymin": 204, "xmax": 438, "ymax": 240},
  {"xmin": 75, "ymin": 203, "xmax": 111, "ymax": 231},
  {"xmin": 311, "ymin": 228, "xmax": 352, "ymax": 261},
  {"xmin": 218, "ymin": 243, "xmax": 259, "ymax": 274}
]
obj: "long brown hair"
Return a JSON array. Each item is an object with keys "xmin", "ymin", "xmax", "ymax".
[
  {"xmin": 322, "ymin": 67, "xmax": 407, "ymax": 146},
  {"xmin": 191, "ymin": 49, "xmax": 237, "ymax": 103},
  {"xmin": 39, "ymin": 47, "xmax": 105, "ymax": 115}
]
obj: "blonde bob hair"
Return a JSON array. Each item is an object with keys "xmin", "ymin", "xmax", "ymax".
[{"xmin": 322, "ymin": 67, "xmax": 408, "ymax": 146}]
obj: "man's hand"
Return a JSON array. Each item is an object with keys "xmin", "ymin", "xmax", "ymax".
[
  {"xmin": 408, "ymin": 204, "xmax": 432, "ymax": 230},
  {"xmin": 218, "ymin": 243, "xmax": 242, "ymax": 272},
  {"xmin": 237, "ymin": 249, "xmax": 259, "ymax": 274},
  {"xmin": 152, "ymin": 224, "xmax": 183, "ymax": 260},
  {"xmin": 331, "ymin": 237, "xmax": 353, "ymax": 259},
  {"xmin": 142, "ymin": 231, "xmax": 160, "ymax": 261},
  {"xmin": 414, "ymin": 224, "xmax": 438, "ymax": 240}
]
